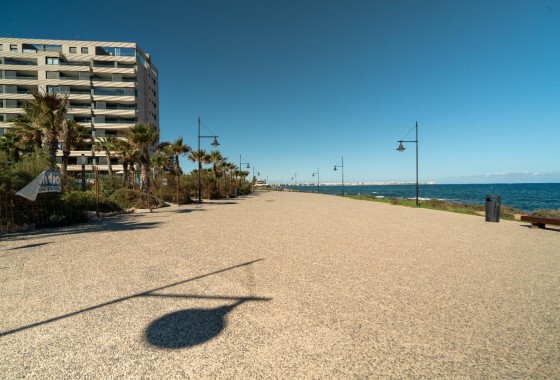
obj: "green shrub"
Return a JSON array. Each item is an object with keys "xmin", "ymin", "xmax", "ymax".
[
  {"xmin": 531, "ymin": 209, "xmax": 560, "ymax": 219},
  {"xmin": 61, "ymin": 190, "xmax": 122, "ymax": 213},
  {"xmin": 109, "ymin": 189, "xmax": 166, "ymax": 209}
]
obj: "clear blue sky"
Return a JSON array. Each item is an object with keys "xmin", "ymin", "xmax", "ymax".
[{"xmin": 4, "ymin": 0, "xmax": 559, "ymax": 184}]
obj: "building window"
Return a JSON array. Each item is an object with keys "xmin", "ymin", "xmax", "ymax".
[
  {"xmin": 81, "ymin": 47, "xmax": 88, "ymax": 54},
  {"xmin": 10, "ymin": 44, "xmax": 17, "ymax": 52},
  {"xmin": 46, "ymin": 57, "xmax": 60, "ymax": 65},
  {"xmin": 69, "ymin": 47, "xmax": 77, "ymax": 53},
  {"xmin": 0, "ymin": 44, "xmax": 3, "ymax": 51},
  {"xmin": 46, "ymin": 71, "xmax": 60, "ymax": 79}
]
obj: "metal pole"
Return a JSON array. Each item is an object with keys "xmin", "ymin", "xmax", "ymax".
[
  {"xmin": 415, "ymin": 121, "xmax": 419, "ymax": 207},
  {"xmin": 197, "ymin": 117, "xmax": 202, "ymax": 203},
  {"xmin": 341, "ymin": 157, "xmax": 344, "ymax": 196},
  {"xmin": 81, "ymin": 154, "xmax": 86, "ymax": 191},
  {"xmin": 95, "ymin": 168, "xmax": 100, "ymax": 218}
]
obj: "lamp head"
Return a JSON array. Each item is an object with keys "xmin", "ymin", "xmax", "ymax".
[
  {"xmin": 312, "ymin": 173, "xmax": 315, "ymax": 177},
  {"xmin": 333, "ymin": 166, "xmax": 337, "ymax": 171},
  {"xmin": 246, "ymin": 163, "xmax": 250, "ymax": 169},
  {"xmin": 396, "ymin": 142, "xmax": 406, "ymax": 152},
  {"xmin": 211, "ymin": 137, "xmax": 219, "ymax": 147}
]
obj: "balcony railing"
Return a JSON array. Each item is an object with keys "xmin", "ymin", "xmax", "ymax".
[
  {"xmin": 66, "ymin": 61, "xmax": 90, "ymax": 67},
  {"xmin": 49, "ymin": 89, "xmax": 91, "ymax": 95},
  {"xmin": 3, "ymin": 75, "xmax": 38, "ymax": 80},
  {"xmin": 56, "ymin": 76, "xmax": 90, "ymax": 81},
  {"xmin": 94, "ymin": 89, "xmax": 135, "ymax": 96},
  {"xmin": 0, "ymin": 89, "xmax": 33, "ymax": 94},
  {"xmin": 95, "ymin": 119, "xmax": 136, "ymax": 124},
  {"xmin": 91, "ymin": 77, "xmax": 136, "ymax": 83},
  {"xmin": 103, "ymin": 105, "xmax": 136, "ymax": 110},
  {"xmin": 3, "ymin": 60, "xmax": 37, "ymax": 66}
]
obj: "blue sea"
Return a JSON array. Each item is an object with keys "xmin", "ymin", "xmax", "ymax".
[{"xmin": 281, "ymin": 183, "xmax": 560, "ymax": 212}]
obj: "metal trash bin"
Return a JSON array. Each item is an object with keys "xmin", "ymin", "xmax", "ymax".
[{"xmin": 485, "ymin": 194, "xmax": 501, "ymax": 222}]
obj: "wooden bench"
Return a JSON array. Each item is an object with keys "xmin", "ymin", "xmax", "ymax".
[{"xmin": 520, "ymin": 215, "xmax": 560, "ymax": 229}]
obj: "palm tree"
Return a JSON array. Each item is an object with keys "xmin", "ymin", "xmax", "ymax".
[
  {"xmin": 60, "ymin": 119, "xmax": 90, "ymax": 176},
  {"xmin": 8, "ymin": 114, "xmax": 42, "ymax": 151},
  {"xmin": 150, "ymin": 151, "xmax": 171, "ymax": 190},
  {"xmin": 208, "ymin": 150, "xmax": 224, "ymax": 197},
  {"xmin": 92, "ymin": 137, "xmax": 117, "ymax": 176},
  {"xmin": 0, "ymin": 133, "xmax": 22, "ymax": 163},
  {"xmin": 166, "ymin": 137, "xmax": 191, "ymax": 204},
  {"xmin": 23, "ymin": 91, "xmax": 68, "ymax": 169},
  {"xmin": 188, "ymin": 148, "xmax": 211, "ymax": 200},
  {"xmin": 113, "ymin": 139, "xmax": 136, "ymax": 188},
  {"xmin": 224, "ymin": 161, "xmax": 237, "ymax": 196},
  {"xmin": 123, "ymin": 124, "xmax": 159, "ymax": 192}
]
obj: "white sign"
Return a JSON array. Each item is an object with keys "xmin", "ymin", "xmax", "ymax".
[{"xmin": 16, "ymin": 171, "xmax": 61, "ymax": 201}]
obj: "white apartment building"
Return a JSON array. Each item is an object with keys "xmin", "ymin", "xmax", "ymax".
[{"xmin": 0, "ymin": 37, "xmax": 159, "ymax": 172}]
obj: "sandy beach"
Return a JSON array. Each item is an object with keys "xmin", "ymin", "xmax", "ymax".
[{"xmin": 1, "ymin": 190, "xmax": 559, "ymax": 378}]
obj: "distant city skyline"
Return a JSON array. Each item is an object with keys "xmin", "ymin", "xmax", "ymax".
[{"xmin": 3, "ymin": 0, "xmax": 559, "ymax": 184}]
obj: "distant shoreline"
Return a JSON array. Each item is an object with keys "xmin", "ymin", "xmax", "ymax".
[{"xmin": 274, "ymin": 183, "xmax": 560, "ymax": 213}]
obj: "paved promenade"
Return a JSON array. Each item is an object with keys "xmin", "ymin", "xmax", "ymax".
[{"xmin": 1, "ymin": 191, "xmax": 559, "ymax": 378}]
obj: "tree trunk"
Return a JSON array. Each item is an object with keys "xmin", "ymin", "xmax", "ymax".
[
  {"xmin": 107, "ymin": 153, "xmax": 113, "ymax": 176},
  {"xmin": 45, "ymin": 129, "xmax": 59, "ymax": 170},
  {"xmin": 61, "ymin": 149, "xmax": 70, "ymax": 177}
]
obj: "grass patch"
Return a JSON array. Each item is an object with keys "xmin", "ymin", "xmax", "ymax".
[
  {"xmin": 531, "ymin": 209, "xmax": 560, "ymax": 219},
  {"xmin": 344, "ymin": 195, "xmax": 524, "ymax": 220}
]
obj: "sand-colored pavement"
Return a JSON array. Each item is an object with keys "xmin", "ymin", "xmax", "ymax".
[{"xmin": 1, "ymin": 191, "xmax": 559, "ymax": 378}]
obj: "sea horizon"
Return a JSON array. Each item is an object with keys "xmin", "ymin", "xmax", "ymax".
[{"xmin": 279, "ymin": 183, "xmax": 560, "ymax": 213}]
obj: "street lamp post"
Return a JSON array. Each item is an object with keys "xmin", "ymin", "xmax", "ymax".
[
  {"xmin": 239, "ymin": 155, "xmax": 250, "ymax": 193},
  {"xmin": 80, "ymin": 154, "xmax": 86, "ymax": 191},
  {"xmin": 333, "ymin": 156, "xmax": 344, "ymax": 196},
  {"xmin": 197, "ymin": 116, "xmax": 219, "ymax": 202},
  {"xmin": 312, "ymin": 168, "xmax": 320, "ymax": 193},
  {"xmin": 396, "ymin": 121, "xmax": 419, "ymax": 207}
]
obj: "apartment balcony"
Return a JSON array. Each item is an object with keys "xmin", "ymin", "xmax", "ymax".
[
  {"xmin": 65, "ymin": 164, "xmax": 123, "ymax": 173},
  {"xmin": 44, "ymin": 78, "xmax": 91, "ymax": 86},
  {"xmin": 46, "ymin": 60, "xmax": 90, "ymax": 67},
  {"xmin": 0, "ymin": 76, "xmax": 39, "ymax": 86},
  {"xmin": 0, "ymin": 91, "xmax": 34, "ymax": 100},
  {"xmin": 94, "ymin": 108, "xmax": 136, "ymax": 117},
  {"xmin": 0, "ymin": 107, "xmax": 24, "ymax": 114},
  {"xmin": 0, "ymin": 58, "xmax": 38, "ymax": 70},
  {"xmin": 91, "ymin": 76, "xmax": 136, "ymax": 83},
  {"xmin": 93, "ymin": 122, "xmax": 135, "ymax": 129},
  {"xmin": 91, "ymin": 80, "xmax": 135, "ymax": 88},
  {"xmin": 68, "ymin": 108, "xmax": 92, "ymax": 116}
]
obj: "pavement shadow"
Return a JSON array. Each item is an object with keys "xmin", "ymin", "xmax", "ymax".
[
  {"xmin": 145, "ymin": 297, "xmax": 269, "ymax": 349},
  {"xmin": 1, "ymin": 214, "xmax": 162, "ymax": 242},
  {"xmin": 6, "ymin": 242, "xmax": 52, "ymax": 250},
  {"xmin": 519, "ymin": 224, "xmax": 560, "ymax": 233},
  {"xmin": 0, "ymin": 259, "xmax": 268, "ymax": 340}
]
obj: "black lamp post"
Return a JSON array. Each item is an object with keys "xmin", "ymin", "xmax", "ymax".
[
  {"xmin": 333, "ymin": 156, "xmax": 344, "ymax": 196},
  {"xmin": 197, "ymin": 116, "xmax": 219, "ymax": 202},
  {"xmin": 80, "ymin": 154, "xmax": 86, "ymax": 191},
  {"xmin": 239, "ymin": 155, "xmax": 250, "ymax": 190},
  {"xmin": 312, "ymin": 168, "xmax": 320, "ymax": 193},
  {"xmin": 396, "ymin": 121, "xmax": 419, "ymax": 207}
]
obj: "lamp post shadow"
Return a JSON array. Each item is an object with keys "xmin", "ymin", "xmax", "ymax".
[{"xmin": 145, "ymin": 297, "xmax": 267, "ymax": 349}]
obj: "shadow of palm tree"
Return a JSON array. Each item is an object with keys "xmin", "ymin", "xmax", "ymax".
[{"xmin": 1, "ymin": 214, "xmax": 162, "ymax": 242}]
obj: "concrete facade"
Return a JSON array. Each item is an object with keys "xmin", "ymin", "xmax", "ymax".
[{"xmin": 0, "ymin": 37, "xmax": 159, "ymax": 172}]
